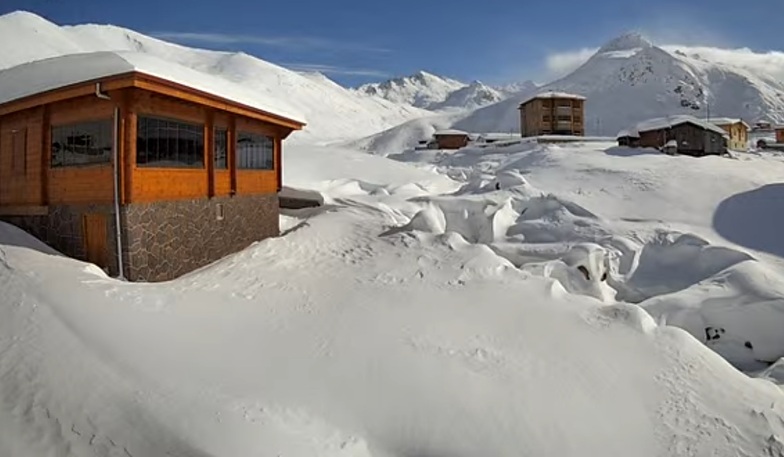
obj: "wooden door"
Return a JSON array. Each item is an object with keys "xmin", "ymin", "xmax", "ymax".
[{"xmin": 83, "ymin": 213, "xmax": 108, "ymax": 269}]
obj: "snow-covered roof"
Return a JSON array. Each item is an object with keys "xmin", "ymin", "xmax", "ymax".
[
  {"xmin": 521, "ymin": 91, "xmax": 587, "ymax": 105},
  {"xmin": 478, "ymin": 132, "xmax": 517, "ymax": 140},
  {"xmin": 635, "ymin": 115, "xmax": 729, "ymax": 137},
  {"xmin": 616, "ymin": 129, "xmax": 640, "ymax": 139},
  {"xmin": 0, "ymin": 51, "xmax": 306, "ymax": 125},
  {"xmin": 433, "ymin": 129, "xmax": 469, "ymax": 136},
  {"xmin": 709, "ymin": 117, "xmax": 750, "ymax": 129}
]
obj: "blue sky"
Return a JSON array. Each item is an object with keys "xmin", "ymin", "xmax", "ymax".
[{"xmin": 3, "ymin": 0, "xmax": 783, "ymax": 86}]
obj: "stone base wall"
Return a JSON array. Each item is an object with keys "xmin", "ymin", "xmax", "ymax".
[
  {"xmin": 1, "ymin": 204, "xmax": 119, "ymax": 276},
  {"xmin": 122, "ymin": 194, "xmax": 279, "ymax": 282},
  {"xmin": 1, "ymin": 194, "xmax": 279, "ymax": 282}
]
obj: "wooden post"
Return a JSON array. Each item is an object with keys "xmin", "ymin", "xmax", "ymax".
[
  {"xmin": 40, "ymin": 105, "xmax": 50, "ymax": 205},
  {"xmin": 206, "ymin": 110, "xmax": 215, "ymax": 198},
  {"xmin": 229, "ymin": 115, "xmax": 237, "ymax": 196},
  {"xmin": 123, "ymin": 89, "xmax": 136, "ymax": 204},
  {"xmin": 275, "ymin": 135, "xmax": 282, "ymax": 192}
]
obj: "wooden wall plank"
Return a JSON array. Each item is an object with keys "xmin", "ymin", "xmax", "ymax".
[
  {"xmin": 236, "ymin": 170, "xmax": 277, "ymax": 195},
  {"xmin": 132, "ymin": 169, "xmax": 208, "ymax": 202}
]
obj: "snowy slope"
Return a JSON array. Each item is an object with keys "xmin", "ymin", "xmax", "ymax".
[
  {"xmin": 389, "ymin": 140, "xmax": 784, "ymax": 369},
  {"xmin": 455, "ymin": 33, "xmax": 784, "ymax": 136},
  {"xmin": 5, "ymin": 141, "xmax": 784, "ymax": 455},
  {"xmin": 0, "ymin": 11, "xmax": 430, "ymax": 143}
]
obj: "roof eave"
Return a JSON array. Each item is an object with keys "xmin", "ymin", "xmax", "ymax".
[{"xmin": 0, "ymin": 70, "xmax": 306, "ymax": 130}]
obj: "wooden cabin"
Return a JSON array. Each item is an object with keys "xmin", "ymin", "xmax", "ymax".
[
  {"xmin": 636, "ymin": 116, "xmax": 727, "ymax": 157},
  {"xmin": 616, "ymin": 129, "xmax": 640, "ymax": 147},
  {"xmin": 432, "ymin": 129, "xmax": 469, "ymax": 149},
  {"xmin": 0, "ymin": 51, "xmax": 305, "ymax": 282},
  {"xmin": 709, "ymin": 118, "xmax": 749, "ymax": 151},
  {"xmin": 519, "ymin": 92, "xmax": 585, "ymax": 137}
]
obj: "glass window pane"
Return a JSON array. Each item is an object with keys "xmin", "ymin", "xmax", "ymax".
[
  {"xmin": 50, "ymin": 119, "xmax": 113, "ymax": 168},
  {"xmin": 136, "ymin": 115, "xmax": 204, "ymax": 168},
  {"xmin": 214, "ymin": 128, "xmax": 228, "ymax": 169},
  {"xmin": 236, "ymin": 131, "xmax": 274, "ymax": 170}
]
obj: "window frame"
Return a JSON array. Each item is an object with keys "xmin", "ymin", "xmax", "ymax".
[
  {"xmin": 136, "ymin": 114, "xmax": 206, "ymax": 169},
  {"xmin": 50, "ymin": 119, "xmax": 113, "ymax": 168}
]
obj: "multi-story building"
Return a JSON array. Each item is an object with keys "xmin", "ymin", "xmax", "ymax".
[
  {"xmin": 518, "ymin": 92, "xmax": 586, "ymax": 137},
  {"xmin": 709, "ymin": 118, "xmax": 749, "ymax": 151}
]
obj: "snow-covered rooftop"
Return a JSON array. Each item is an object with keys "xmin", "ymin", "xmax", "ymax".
[
  {"xmin": 635, "ymin": 115, "xmax": 729, "ymax": 137},
  {"xmin": 521, "ymin": 91, "xmax": 587, "ymax": 105},
  {"xmin": 709, "ymin": 117, "xmax": 750, "ymax": 129},
  {"xmin": 616, "ymin": 129, "xmax": 640, "ymax": 139},
  {"xmin": 433, "ymin": 129, "xmax": 469, "ymax": 136},
  {"xmin": 0, "ymin": 51, "xmax": 306, "ymax": 125}
]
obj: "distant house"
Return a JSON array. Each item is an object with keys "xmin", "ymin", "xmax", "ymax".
[
  {"xmin": 616, "ymin": 129, "xmax": 640, "ymax": 147},
  {"xmin": 709, "ymin": 118, "xmax": 749, "ymax": 151},
  {"xmin": 753, "ymin": 120, "xmax": 773, "ymax": 131},
  {"xmin": 432, "ymin": 129, "xmax": 469, "ymax": 149},
  {"xmin": 636, "ymin": 115, "xmax": 728, "ymax": 156},
  {"xmin": 518, "ymin": 91, "xmax": 586, "ymax": 137},
  {"xmin": 0, "ymin": 51, "xmax": 305, "ymax": 282}
]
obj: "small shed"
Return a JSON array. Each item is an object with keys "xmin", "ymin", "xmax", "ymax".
[
  {"xmin": 635, "ymin": 115, "xmax": 728, "ymax": 157},
  {"xmin": 432, "ymin": 129, "xmax": 469, "ymax": 149},
  {"xmin": 616, "ymin": 129, "xmax": 640, "ymax": 147},
  {"xmin": 0, "ymin": 51, "xmax": 305, "ymax": 282},
  {"xmin": 776, "ymin": 126, "xmax": 784, "ymax": 143}
]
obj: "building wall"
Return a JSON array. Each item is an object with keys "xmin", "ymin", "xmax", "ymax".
[
  {"xmin": 520, "ymin": 98, "xmax": 585, "ymax": 137},
  {"xmin": 434, "ymin": 134, "xmax": 469, "ymax": 149},
  {"xmin": 639, "ymin": 125, "xmax": 726, "ymax": 156},
  {"xmin": 717, "ymin": 123, "xmax": 748, "ymax": 151},
  {"xmin": 1, "ymin": 85, "xmax": 292, "ymax": 281},
  {"xmin": 0, "ymin": 204, "xmax": 119, "ymax": 275},
  {"xmin": 0, "ymin": 107, "xmax": 46, "ymax": 206},
  {"xmin": 122, "ymin": 193, "xmax": 279, "ymax": 282}
]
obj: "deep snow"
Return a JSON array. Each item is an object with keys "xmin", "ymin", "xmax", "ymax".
[{"xmin": 4, "ymin": 141, "xmax": 784, "ymax": 455}]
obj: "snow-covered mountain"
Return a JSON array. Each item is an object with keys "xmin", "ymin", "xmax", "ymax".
[
  {"xmin": 454, "ymin": 33, "xmax": 784, "ymax": 136},
  {"xmin": 430, "ymin": 80, "xmax": 504, "ymax": 111},
  {"xmin": 355, "ymin": 71, "xmax": 468, "ymax": 109},
  {"xmin": 0, "ymin": 11, "xmax": 430, "ymax": 143}
]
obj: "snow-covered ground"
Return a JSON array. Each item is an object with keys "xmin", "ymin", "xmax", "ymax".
[{"xmin": 4, "ymin": 139, "xmax": 784, "ymax": 455}]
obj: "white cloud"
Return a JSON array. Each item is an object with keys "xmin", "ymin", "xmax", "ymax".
[
  {"xmin": 151, "ymin": 32, "xmax": 390, "ymax": 53},
  {"xmin": 662, "ymin": 45, "xmax": 784, "ymax": 80},
  {"xmin": 544, "ymin": 47, "xmax": 598, "ymax": 78},
  {"xmin": 282, "ymin": 63, "xmax": 390, "ymax": 78}
]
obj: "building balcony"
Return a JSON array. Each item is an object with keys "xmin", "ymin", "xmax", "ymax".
[{"xmin": 556, "ymin": 106, "xmax": 573, "ymax": 116}]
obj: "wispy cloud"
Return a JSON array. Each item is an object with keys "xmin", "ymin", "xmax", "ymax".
[
  {"xmin": 282, "ymin": 63, "xmax": 390, "ymax": 78},
  {"xmin": 662, "ymin": 45, "xmax": 784, "ymax": 80},
  {"xmin": 544, "ymin": 47, "xmax": 598, "ymax": 79},
  {"xmin": 151, "ymin": 31, "xmax": 390, "ymax": 53}
]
